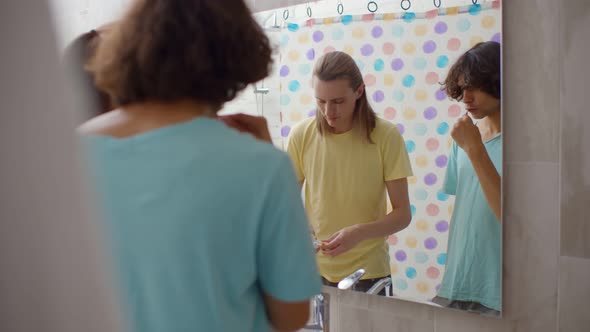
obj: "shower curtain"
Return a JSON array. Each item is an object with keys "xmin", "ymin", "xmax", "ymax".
[{"xmin": 278, "ymin": 1, "xmax": 501, "ymax": 301}]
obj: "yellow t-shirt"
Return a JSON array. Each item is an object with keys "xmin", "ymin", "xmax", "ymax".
[{"xmin": 287, "ymin": 117, "xmax": 413, "ymax": 282}]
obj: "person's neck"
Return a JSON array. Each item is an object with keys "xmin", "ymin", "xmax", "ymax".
[
  {"xmin": 477, "ymin": 110, "xmax": 501, "ymax": 140},
  {"xmin": 79, "ymin": 99, "xmax": 217, "ymax": 138},
  {"xmin": 122, "ymin": 99, "xmax": 217, "ymax": 120},
  {"xmin": 329, "ymin": 118, "xmax": 354, "ymax": 134}
]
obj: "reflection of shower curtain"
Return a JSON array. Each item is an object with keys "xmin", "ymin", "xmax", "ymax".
[{"xmin": 278, "ymin": 2, "xmax": 501, "ymax": 301}]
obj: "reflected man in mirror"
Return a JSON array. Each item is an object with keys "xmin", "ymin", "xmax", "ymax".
[
  {"xmin": 287, "ymin": 51, "xmax": 413, "ymax": 295},
  {"xmin": 433, "ymin": 41, "xmax": 502, "ymax": 316}
]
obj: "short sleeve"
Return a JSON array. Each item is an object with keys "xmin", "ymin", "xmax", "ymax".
[
  {"xmin": 382, "ymin": 126, "xmax": 414, "ymax": 181},
  {"xmin": 442, "ymin": 141, "xmax": 458, "ymax": 195},
  {"xmin": 286, "ymin": 130, "xmax": 305, "ymax": 183},
  {"xmin": 257, "ymin": 154, "xmax": 321, "ymax": 301}
]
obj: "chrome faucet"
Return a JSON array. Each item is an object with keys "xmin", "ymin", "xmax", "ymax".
[
  {"xmin": 302, "ymin": 269, "xmax": 388, "ymax": 331},
  {"xmin": 338, "ymin": 269, "xmax": 392, "ymax": 296},
  {"xmin": 337, "ymin": 268, "xmax": 366, "ymax": 290},
  {"xmin": 366, "ymin": 277, "xmax": 392, "ymax": 296},
  {"xmin": 303, "ymin": 292, "xmax": 330, "ymax": 331}
]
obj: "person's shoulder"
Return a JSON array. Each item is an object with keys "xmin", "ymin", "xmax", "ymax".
[
  {"xmin": 374, "ymin": 117, "xmax": 399, "ymax": 132},
  {"xmin": 77, "ymin": 109, "xmax": 130, "ymax": 138},
  {"xmin": 485, "ymin": 134, "xmax": 502, "ymax": 157},
  {"xmin": 290, "ymin": 117, "xmax": 317, "ymax": 139},
  {"xmin": 238, "ymin": 141, "xmax": 295, "ymax": 182},
  {"xmin": 228, "ymin": 129, "xmax": 291, "ymax": 166},
  {"xmin": 373, "ymin": 117, "xmax": 403, "ymax": 142},
  {"xmin": 490, "ymin": 133, "xmax": 502, "ymax": 144}
]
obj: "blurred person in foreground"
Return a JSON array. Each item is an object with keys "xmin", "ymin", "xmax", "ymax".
[{"xmin": 79, "ymin": 1, "xmax": 321, "ymax": 331}]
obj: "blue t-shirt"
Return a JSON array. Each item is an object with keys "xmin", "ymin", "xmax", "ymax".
[
  {"xmin": 84, "ymin": 117, "xmax": 321, "ymax": 332},
  {"xmin": 438, "ymin": 134, "xmax": 502, "ymax": 311}
]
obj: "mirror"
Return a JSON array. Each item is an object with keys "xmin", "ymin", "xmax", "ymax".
[
  {"xmin": 239, "ymin": 0, "xmax": 503, "ymax": 317},
  {"xmin": 48, "ymin": 0, "xmax": 503, "ymax": 319}
]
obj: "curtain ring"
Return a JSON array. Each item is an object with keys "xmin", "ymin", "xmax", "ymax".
[
  {"xmin": 283, "ymin": 9, "xmax": 289, "ymax": 20},
  {"xmin": 401, "ymin": 0, "xmax": 411, "ymax": 11},
  {"xmin": 433, "ymin": 0, "xmax": 441, "ymax": 8},
  {"xmin": 337, "ymin": 1, "xmax": 344, "ymax": 15},
  {"xmin": 306, "ymin": 3, "xmax": 312, "ymax": 17},
  {"xmin": 367, "ymin": 1, "xmax": 378, "ymax": 13}
]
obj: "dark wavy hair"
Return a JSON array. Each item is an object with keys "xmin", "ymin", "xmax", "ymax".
[
  {"xmin": 88, "ymin": 0, "xmax": 273, "ymax": 109},
  {"xmin": 442, "ymin": 41, "xmax": 501, "ymax": 101}
]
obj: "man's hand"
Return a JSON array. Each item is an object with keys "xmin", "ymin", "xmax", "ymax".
[
  {"xmin": 451, "ymin": 113, "xmax": 484, "ymax": 154},
  {"xmin": 218, "ymin": 113, "xmax": 272, "ymax": 143},
  {"xmin": 313, "ymin": 240, "xmax": 321, "ymax": 253},
  {"xmin": 320, "ymin": 225, "xmax": 363, "ymax": 257},
  {"xmin": 451, "ymin": 114, "xmax": 502, "ymax": 222}
]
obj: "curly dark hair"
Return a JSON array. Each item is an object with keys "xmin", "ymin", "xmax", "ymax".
[
  {"xmin": 88, "ymin": 0, "xmax": 273, "ymax": 109},
  {"xmin": 442, "ymin": 41, "xmax": 501, "ymax": 101}
]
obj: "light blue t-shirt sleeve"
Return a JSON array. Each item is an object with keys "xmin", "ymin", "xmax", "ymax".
[
  {"xmin": 257, "ymin": 153, "xmax": 322, "ymax": 301},
  {"xmin": 443, "ymin": 141, "xmax": 458, "ymax": 195}
]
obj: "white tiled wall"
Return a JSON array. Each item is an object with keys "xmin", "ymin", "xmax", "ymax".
[
  {"xmin": 49, "ymin": 0, "xmax": 133, "ymax": 47},
  {"xmin": 1, "ymin": 2, "xmax": 122, "ymax": 331},
  {"xmin": 219, "ymin": 30, "xmax": 285, "ymax": 148}
]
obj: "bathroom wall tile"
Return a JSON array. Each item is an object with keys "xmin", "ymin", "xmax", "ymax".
[
  {"xmin": 558, "ymin": 256, "xmax": 590, "ymax": 332},
  {"xmin": 335, "ymin": 288, "xmax": 370, "ymax": 309},
  {"xmin": 330, "ymin": 287, "xmax": 437, "ymax": 332},
  {"xmin": 367, "ymin": 295, "xmax": 435, "ymax": 332},
  {"xmin": 338, "ymin": 305, "xmax": 370, "ymax": 332},
  {"xmin": 434, "ymin": 308, "xmax": 516, "ymax": 332},
  {"xmin": 249, "ymin": 0, "xmax": 309, "ymax": 12},
  {"xmin": 559, "ymin": 0, "xmax": 590, "ymax": 259},
  {"xmin": 503, "ymin": 0, "xmax": 560, "ymax": 162},
  {"xmin": 369, "ymin": 310, "xmax": 434, "ymax": 332},
  {"xmin": 368, "ymin": 295, "xmax": 434, "ymax": 321},
  {"xmin": 319, "ymin": 286, "xmax": 340, "ymax": 332},
  {"xmin": 512, "ymin": 303, "xmax": 557, "ymax": 332},
  {"xmin": 502, "ymin": 163, "xmax": 559, "ymax": 332}
]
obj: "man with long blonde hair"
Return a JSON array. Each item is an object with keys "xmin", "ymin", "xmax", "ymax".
[{"xmin": 287, "ymin": 51, "xmax": 413, "ymax": 294}]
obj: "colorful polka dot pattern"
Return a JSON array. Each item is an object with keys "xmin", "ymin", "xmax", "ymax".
[{"xmin": 278, "ymin": 3, "xmax": 501, "ymax": 301}]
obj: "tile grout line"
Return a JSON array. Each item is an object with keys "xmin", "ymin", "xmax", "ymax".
[{"xmin": 556, "ymin": 0, "xmax": 563, "ymax": 331}]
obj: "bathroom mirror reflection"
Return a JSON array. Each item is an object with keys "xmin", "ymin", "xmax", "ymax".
[
  {"xmin": 49, "ymin": 0, "xmax": 503, "ymax": 320},
  {"xmin": 240, "ymin": 0, "xmax": 503, "ymax": 317}
]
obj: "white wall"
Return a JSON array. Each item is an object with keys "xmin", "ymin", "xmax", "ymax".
[
  {"xmin": 49, "ymin": 0, "xmax": 132, "ymax": 48},
  {"xmin": 0, "ymin": 1, "xmax": 122, "ymax": 331}
]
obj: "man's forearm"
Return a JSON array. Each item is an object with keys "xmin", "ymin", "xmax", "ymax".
[{"xmin": 355, "ymin": 207, "xmax": 412, "ymax": 241}]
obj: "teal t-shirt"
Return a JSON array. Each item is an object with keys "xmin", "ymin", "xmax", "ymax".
[
  {"xmin": 85, "ymin": 117, "xmax": 321, "ymax": 332},
  {"xmin": 437, "ymin": 134, "xmax": 502, "ymax": 311}
]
